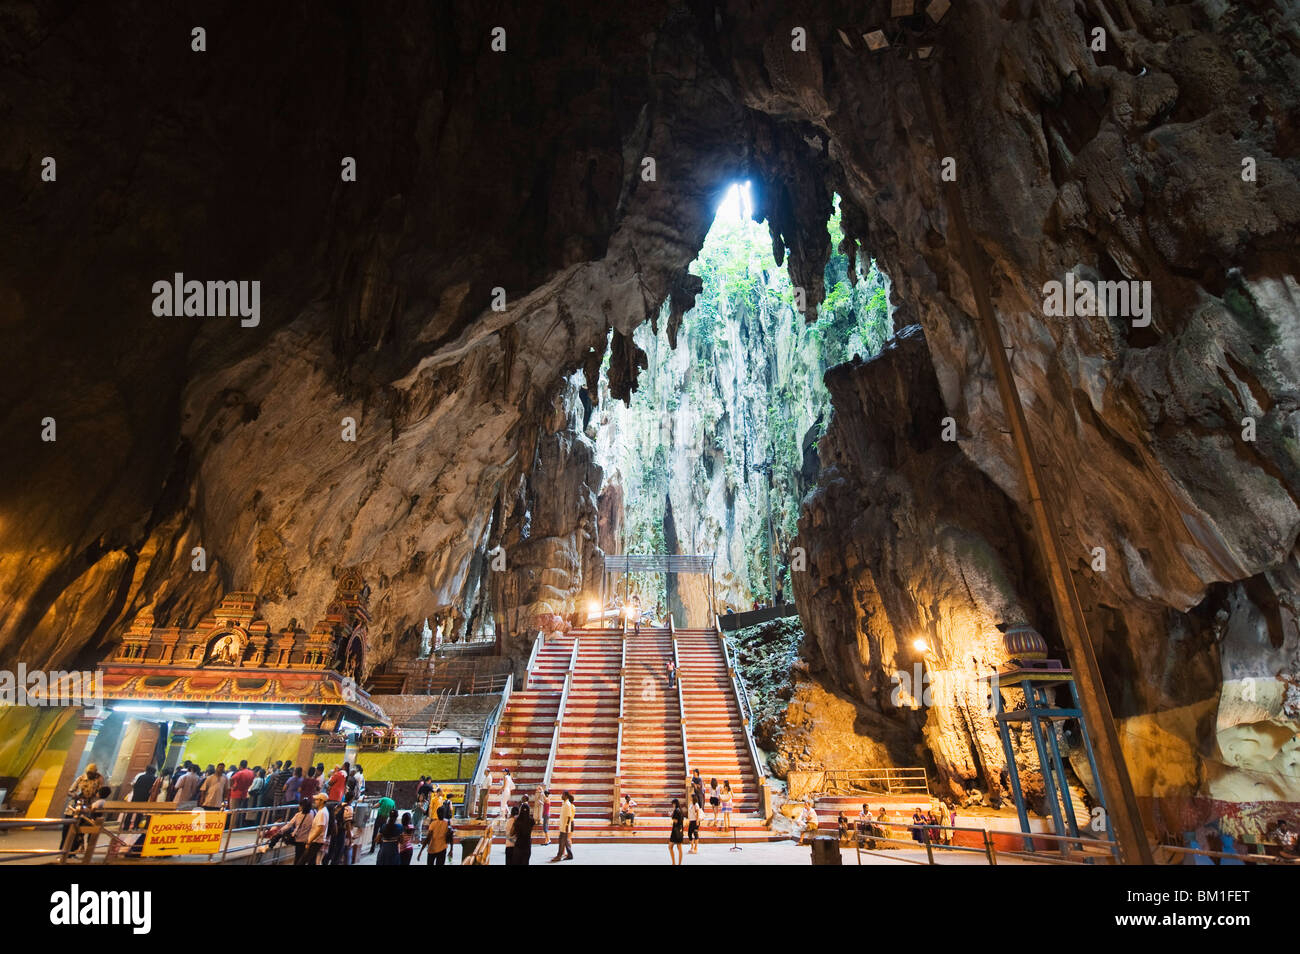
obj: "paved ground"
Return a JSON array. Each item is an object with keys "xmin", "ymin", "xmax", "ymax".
[
  {"xmin": 351, "ymin": 838, "xmax": 1037, "ymax": 865},
  {"xmin": 4, "ymin": 823, "xmax": 1045, "ymax": 866}
]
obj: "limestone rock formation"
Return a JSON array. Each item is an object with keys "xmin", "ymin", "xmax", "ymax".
[
  {"xmin": 490, "ymin": 379, "xmax": 605, "ymax": 665},
  {"xmin": 591, "ymin": 201, "xmax": 887, "ymax": 623},
  {"xmin": 1, "ymin": 1, "xmax": 1297, "ymax": 836},
  {"xmin": 794, "ymin": 326, "xmax": 1053, "ymax": 801}
]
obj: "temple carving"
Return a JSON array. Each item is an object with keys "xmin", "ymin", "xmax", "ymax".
[{"xmin": 96, "ymin": 569, "xmax": 386, "ymax": 725}]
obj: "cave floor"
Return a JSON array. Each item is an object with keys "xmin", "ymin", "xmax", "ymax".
[
  {"xmin": 395, "ymin": 842, "xmax": 1045, "ymax": 868},
  {"xmin": 462, "ymin": 841, "xmax": 1043, "ymax": 865},
  {"xmin": 0, "ymin": 827, "xmax": 1046, "ymax": 866}
]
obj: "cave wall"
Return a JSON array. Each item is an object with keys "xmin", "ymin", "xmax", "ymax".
[
  {"xmin": 771, "ymin": 0, "xmax": 1300, "ymax": 835},
  {"xmin": 2, "ymin": 1, "xmax": 1298, "ymax": 834},
  {"xmin": 1, "ymin": 1, "xmax": 756, "ymax": 673},
  {"xmin": 490, "ymin": 377, "xmax": 605, "ymax": 662},
  {"xmin": 795, "ymin": 326, "xmax": 1059, "ymax": 801}
]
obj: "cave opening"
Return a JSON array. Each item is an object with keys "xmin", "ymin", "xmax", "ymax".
[{"xmin": 589, "ymin": 181, "xmax": 892, "ymax": 628}]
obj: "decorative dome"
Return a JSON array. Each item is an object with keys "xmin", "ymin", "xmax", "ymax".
[{"xmin": 1001, "ymin": 623, "xmax": 1048, "ymax": 660}]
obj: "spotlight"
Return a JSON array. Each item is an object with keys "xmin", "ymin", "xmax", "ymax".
[{"xmin": 912, "ymin": 638, "xmax": 929, "ymax": 653}]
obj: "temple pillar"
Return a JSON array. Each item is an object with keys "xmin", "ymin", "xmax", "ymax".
[
  {"xmin": 161, "ymin": 722, "xmax": 193, "ymax": 773},
  {"xmin": 294, "ymin": 710, "xmax": 327, "ymax": 770},
  {"xmin": 40, "ymin": 710, "xmax": 102, "ymax": 818}
]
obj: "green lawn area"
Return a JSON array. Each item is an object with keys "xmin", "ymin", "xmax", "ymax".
[{"xmin": 338, "ymin": 751, "xmax": 478, "ymax": 781}]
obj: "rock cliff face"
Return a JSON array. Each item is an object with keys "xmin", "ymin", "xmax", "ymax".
[
  {"xmin": 490, "ymin": 379, "xmax": 605, "ymax": 662},
  {"xmin": 3, "ymin": 2, "xmax": 1298, "ymax": 834},
  {"xmin": 590, "ymin": 201, "xmax": 887, "ymax": 623}
]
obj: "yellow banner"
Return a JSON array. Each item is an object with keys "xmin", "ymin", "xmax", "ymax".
[{"xmin": 142, "ymin": 810, "xmax": 227, "ymax": 856}]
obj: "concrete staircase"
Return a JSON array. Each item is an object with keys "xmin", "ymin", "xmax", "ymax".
[
  {"xmin": 550, "ymin": 632, "xmax": 621, "ymax": 822},
  {"xmin": 677, "ymin": 629, "xmax": 762, "ymax": 816},
  {"xmin": 484, "ymin": 634, "xmax": 573, "ymax": 801},
  {"xmin": 484, "ymin": 625, "xmax": 776, "ymax": 842},
  {"xmin": 620, "ymin": 629, "xmax": 685, "ymax": 815}
]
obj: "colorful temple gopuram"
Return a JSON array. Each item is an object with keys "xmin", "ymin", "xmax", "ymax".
[{"xmin": 11, "ymin": 571, "xmax": 389, "ymax": 818}]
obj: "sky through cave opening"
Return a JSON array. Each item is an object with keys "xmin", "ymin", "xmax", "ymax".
[{"xmin": 589, "ymin": 182, "xmax": 893, "ymax": 627}]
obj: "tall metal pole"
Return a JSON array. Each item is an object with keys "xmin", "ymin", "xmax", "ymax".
[{"xmin": 911, "ymin": 52, "xmax": 1152, "ymax": 864}]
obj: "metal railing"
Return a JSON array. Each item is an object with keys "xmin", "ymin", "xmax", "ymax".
[
  {"xmin": 811, "ymin": 820, "xmax": 1295, "ymax": 867},
  {"xmin": 526, "ymin": 630, "xmax": 544, "ymax": 684},
  {"xmin": 367, "ymin": 656, "xmax": 512, "ymax": 696},
  {"xmin": 717, "ymin": 626, "xmax": 766, "ymax": 782},
  {"xmin": 809, "ymin": 767, "xmax": 930, "ymax": 797},
  {"xmin": 673, "ymin": 636, "xmax": 692, "ymax": 805},
  {"xmin": 543, "ymin": 640, "xmax": 580, "ymax": 787},
  {"xmin": 469, "ymin": 671, "xmax": 513, "ymax": 815},
  {"xmin": 1, "ymin": 802, "xmax": 303, "ymax": 865},
  {"xmin": 612, "ymin": 634, "xmax": 627, "ymax": 821},
  {"xmin": 615, "ymin": 635, "xmax": 627, "ymax": 778}
]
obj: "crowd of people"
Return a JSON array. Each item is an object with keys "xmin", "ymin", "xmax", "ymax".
[
  {"xmin": 74, "ymin": 758, "xmax": 372, "ymax": 822},
  {"xmin": 487, "ymin": 766, "xmax": 739, "ymax": 864},
  {"xmin": 63, "ymin": 758, "xmax": 472, "ymax": 864},
  {"xmin": 262, "ymin": 774, "xmax": 460, "ymax": 865},
  {"xmin": 792, "ymin": 800, "xmax": 959, "ymax": 848}
]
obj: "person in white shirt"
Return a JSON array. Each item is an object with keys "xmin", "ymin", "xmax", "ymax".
[
  {"xmin": 719, "ymin": 780, "xmax": 734, "ymax": 832},
  {"xmin": 855, "ymin": 804, "xmax": 873, "ymax": 846},
  {"xmin": 280, "ymin": 798, "xmax": 316, "ymax": 864},
  {"xmin": 498, "ymin": 769, "xmax": 515, "ymax": 822},
  {"xmin": 299, "ymin": 793, "xmax": 329, "ymax": 865},
  {"xmin": 352, "ymin": 765, "xmax": 365, "ymax": 800},
  {"xmin": 618, "ymin": 794, "xmax": 637, "ymax": 827},
  {"xmin": 687, "ymin": 798, "xmax": 701, "ymax": 853},
  {"xmin": 797, "ymin": 802, "xmax": 819, "ymax": 845},
  {"xmin": 549, "ymin": 791, "xmax": 575, "ymax": 862}
]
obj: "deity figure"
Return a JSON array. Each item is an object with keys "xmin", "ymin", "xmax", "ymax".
[{"xmin": 210, "ymin": 634, "xmax": 239, "ymax": 665}]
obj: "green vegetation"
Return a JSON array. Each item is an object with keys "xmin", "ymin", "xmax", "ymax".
[
  {"xmin": 598, "ymin": 188, "xmax": 890, "ymax": 610},
  {"xmin": 730, "ymin": 617, "xmax": 806, "ymax": 737}
]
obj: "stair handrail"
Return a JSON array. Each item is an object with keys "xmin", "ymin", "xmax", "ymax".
[
  {"xmin": 468, "ymin": 670, "xmax": 513, "ymax": 816},
  {"xmin": 615, "ymin": 634, "xmax": 627, "ymax": 778},
  {"xmin": 613, "ymin": 633, "xmax": 626, "ymax": 820},
  {"xmin": 673, "ymin": 637, "xmax": 691, "ymax": 801},
  {"xmin": 525, "ymin": 630, "xmax": 544, "ymax": 688},
  {"xmin": 718, "ymin": 626, "xmax": 767, "ymax": 784},
  {"xmin": 543, "ymin": 639, "xmax": 580, "ymax": 787}
]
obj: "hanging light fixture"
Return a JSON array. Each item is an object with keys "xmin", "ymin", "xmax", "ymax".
[{"xmin": 228, "ymin": 712, "xmax": 253, "ymax": 741}]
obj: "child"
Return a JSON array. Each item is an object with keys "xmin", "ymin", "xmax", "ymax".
[{"xmin": 720, "ymin": 780, "xmax": 733, "ymax": 833}]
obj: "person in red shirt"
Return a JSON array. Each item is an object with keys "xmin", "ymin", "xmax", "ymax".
[
  {"xmin": 300, "ymin": 765, "xmax": 321, "ymax": 800},
  {"xmin": 328, "ymin": 764, "xmax": 347, "ymax": 803},
  {"xmin": 229, "ymin": 760, "xmax": 255, "ymax": 827}
]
